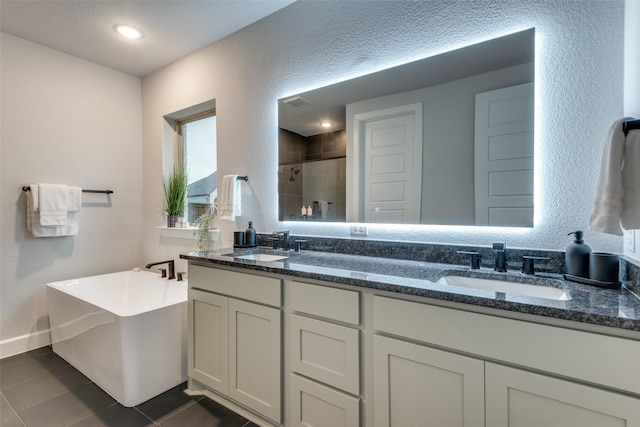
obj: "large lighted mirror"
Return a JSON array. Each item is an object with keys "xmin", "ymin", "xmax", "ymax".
[{"xmin": 278, "ymin": 28, "xmax": 534, "ymax": 226}]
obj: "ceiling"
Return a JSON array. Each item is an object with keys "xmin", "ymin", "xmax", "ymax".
[
  {"xmin": 0, "ymin": 0, "xmax": 296, "ymax": 77},
  {"xmin": 279, "ymin": 29, "xmax": 534, "ymax": 137}
]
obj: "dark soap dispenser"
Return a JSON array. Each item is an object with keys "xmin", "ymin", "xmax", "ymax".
[
  {"xmin": 565, "ymin": 231, "xmax": 591, "ymax": 278},
  {"xmin": 244, "ymin": 221, "xmax": 257, "ymax": 247}
]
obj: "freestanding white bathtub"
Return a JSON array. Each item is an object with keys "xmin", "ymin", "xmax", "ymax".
[{"xmin": 46, "ymin": 269, "xmax": 187, "ymax": 407}]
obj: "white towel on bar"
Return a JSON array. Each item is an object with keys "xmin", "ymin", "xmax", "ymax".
[
  {"xmin": 29, "ymin": 184, "xmax": 40, "ymax": 212},
  {"xmin": 26, "ymin": 183, "xmax": 81, "ymax": 237},
  {"xmin": 318, "ymin": 200, "xmax": 329, "ymax": 219},
  {"xmin": 67, "ymin": 186, "xmax": 82, "ymax": 212},
  {"xmin": 220, "ymin": 175, "xmax": 241, "ymax": 221},
  {"xmin": 29, "ymin": 185, "xmax": 82, "ymax": 212},
  {"xmin": 589, "ymin": 117, "xmax": 640, "ymax": 234},
  {"xmin": 27, "ymin": 192, "xmax": 79, "ymax": 237},
  {"xmin": 39, "ymin": 183, "xmax": 69, "ymax": 226},
  {"xmin": 620, "ymin": 128, "xmax": 640, "ymax": 230}
]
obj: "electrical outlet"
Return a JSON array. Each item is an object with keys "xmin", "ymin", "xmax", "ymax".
[
  {"xmin": 624, "ymin": 230, "xmax": 636, "ymax": 253},
  {"xmin": 350, "ymin": 224, "xmax": 368, "ymax": 237}
]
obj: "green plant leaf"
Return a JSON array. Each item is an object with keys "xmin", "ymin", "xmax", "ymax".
[{"xmin": 163, "ymin": 167, "xmax": 188, "ymax": 216}]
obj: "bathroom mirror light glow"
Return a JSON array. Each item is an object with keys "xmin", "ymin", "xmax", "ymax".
[{"xmin": 278, "ymin": 28, "xmax": 535, "ymax": 227}]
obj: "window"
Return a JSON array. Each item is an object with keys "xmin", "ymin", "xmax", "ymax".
[{"xmin": 177, "ymin": 110, "xmax": 217, "ymax": 224}]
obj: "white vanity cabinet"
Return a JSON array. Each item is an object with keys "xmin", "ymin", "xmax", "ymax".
[
  {"xmin": 373, "ymin": 335, "xmax": 484, "ymax": 427},
  {"xmin": 186, "ymin": 261, "xmax": 640, "ymax": 427},
  {"xmin": 373, "ymin": 295, "xmax": 640, "ymax": 427},
  {"xmin": 188, "ymin": 265, "xmax": 282, "ymax": 424},
  {"xmin": 486, "ymin": 363, "xmax": 640, "ymax": 427},
  {"xmin": 287, "ymin": 281, "xmax": 361, "ymax": 427},
  {"xmin": 189, "ymin": 289, "xmax": 228, "ymax": 394}
]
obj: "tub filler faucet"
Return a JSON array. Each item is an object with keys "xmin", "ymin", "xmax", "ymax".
[{"xmin": 145, "ymin": 260, "xmax": 175, "ymax": 280}]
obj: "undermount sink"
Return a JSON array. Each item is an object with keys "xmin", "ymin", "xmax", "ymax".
[
  {"xmin": 434, "ymin": 275, "xmax": 570, "ymax": 301},
  {"xmin": 225, "ymin": 252, "xmax": 292, "ymax": 262}
]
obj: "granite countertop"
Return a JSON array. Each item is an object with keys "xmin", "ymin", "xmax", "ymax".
[{"xmin": 181, "ymin": 247, "xmax": 640, "ymax": 333}]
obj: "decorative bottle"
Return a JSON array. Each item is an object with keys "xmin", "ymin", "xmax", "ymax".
[
  {"xmin": 565, "ymin": 231, "xmax": 591, "ymax": 278},
  {"xmin": 244, "ymin": 221, "xmax": 257, "ymax": 247}
]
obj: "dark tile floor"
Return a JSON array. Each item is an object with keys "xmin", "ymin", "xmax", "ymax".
[{"xmin": 1, "ymin": 347, "xmax": 256, "ymax": 427}]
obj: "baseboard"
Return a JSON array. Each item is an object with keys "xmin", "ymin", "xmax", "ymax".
[{"xmin": 0, "ymin": 329, "xmax": 52, "ymax": 359}]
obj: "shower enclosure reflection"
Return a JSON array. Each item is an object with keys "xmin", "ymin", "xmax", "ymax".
[{"xmin": 278, "ymin": 128, "xmax": 346, "ymax": 221}]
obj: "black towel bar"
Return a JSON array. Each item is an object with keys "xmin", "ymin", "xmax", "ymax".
[
  {"xmin": 623, "ymin": 119, "xmax": 640, "ymax": 136},
  {"xmin": 236, "ymin": 176, "xmax": 248, "ymax": 182},
  {"xmin": 22, "ymin": 186, "xmax": 113, "ymax": 194}
]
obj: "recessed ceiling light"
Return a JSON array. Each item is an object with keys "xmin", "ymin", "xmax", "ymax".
[
  {"xmin": 114, "ymin": 24, "xmax": 144, "ymax": 40},
  {"xmin": 320, "ymin": 122, "xmax": 333, "ymax": 128}
]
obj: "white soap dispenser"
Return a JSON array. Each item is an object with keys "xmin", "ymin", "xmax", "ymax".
[{"xmin": 307, "ymin": 205, "xmax": 313, "ymax": 216}]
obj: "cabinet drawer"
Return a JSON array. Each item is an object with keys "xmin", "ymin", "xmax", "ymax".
[
  {"xmin": 290, "ymin": 281, "xmax": 359, "ymax": 325},
  {"xmin": 289, "ymin": 314, "xmax": 359, "ymax": 395},
  {"xmin": 289, "ymin": 374, "xmax": 359, "ymax": 427},
  {"xmin": 189, "ymin": 264, "xmax": 281, "ymax": 307}
]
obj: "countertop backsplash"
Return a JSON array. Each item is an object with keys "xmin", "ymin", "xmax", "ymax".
[{"xmin": 622, "ymin": 256, "xmax": 640, "ymax": 293}]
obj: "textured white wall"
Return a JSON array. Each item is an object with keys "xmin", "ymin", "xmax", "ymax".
[
  {"xmin": 0, "ymin": 33, "xmax": 143, "ymax": 354},
  {"xmin": 142, "ymin": 0, "xmax": 626, "ymax": 264}
]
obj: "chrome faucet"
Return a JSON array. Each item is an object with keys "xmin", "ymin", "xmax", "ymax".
[
  {"xmin": 145, "ymin": 260, "xmax": 175, "ymax": 280},
  {"xmin": 271, "ymin": 231, "xmax": 290, "ymax": 251},
  {"xmin": 493, "ymin": 243, "xmax": 507, "ymax": 272}
]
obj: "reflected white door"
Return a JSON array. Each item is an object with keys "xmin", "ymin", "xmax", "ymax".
[
  {"xmin": 356, "ymin": 104, "xmax": 422, "ymax": 224},
  {"xmin": 475, "ymin": 82, "xmax": 534, "ymax": 226}
]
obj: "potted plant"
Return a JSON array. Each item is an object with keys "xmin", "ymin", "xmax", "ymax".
[
  {"xmin": 163, "ymin": 167, "xmax": 188, "ymax": 227},
  {"xmin": 193, "ymin": 203, "xmax": 217, "ymax": 251}
]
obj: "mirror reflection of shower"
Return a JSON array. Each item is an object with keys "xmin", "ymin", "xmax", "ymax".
[{"xmin": 289, "ymin": 167, "xmax": 300, "ymax": 182}]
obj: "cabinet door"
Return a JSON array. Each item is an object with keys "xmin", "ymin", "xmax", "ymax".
[
  {"xmin": 188, "ymin": 289, "xmax": 228, "ymax": 394},
  {"xmin": 373, "ymin": 335, "xmax": 484, "ymax": 427},
  {"xmin": 486, "ymin": 363, "xmax": 640, "ymax": 427},
  {"xmin": 289, "ymin": 314, "xmax": 359, "ymax": 394},
  {"xmin": 289, "ymin": 373, "xmax": 359, "ymax": 427},
  {"xmin": 228, "ymin": 299, "xmax": 282, "ymax": 423}
]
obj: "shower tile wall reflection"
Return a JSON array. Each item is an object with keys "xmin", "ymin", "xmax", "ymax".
[
  {"xmin": 279, "ymin": 163, "xmax": 303, "ymax": 220},
  {"xmin": 304, "ymin": 158, "xmax": 346, "ymax": 221},
  {"xmin": 278, "ymin": 127, "xmax": 346, "ymax": 221},
  {"xmin": 279, "ymin": 159, "xmax": 346, "ymax": 221}
]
